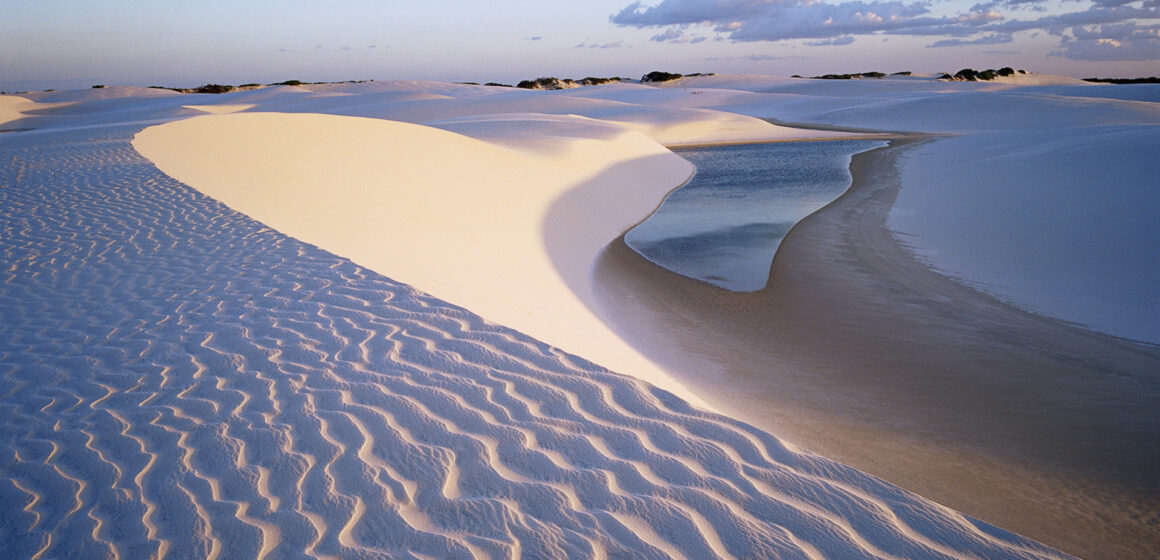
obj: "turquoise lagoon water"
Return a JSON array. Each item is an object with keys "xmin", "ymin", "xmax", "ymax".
[{"xmin": 625, "ymin": 140, "xmax": 885, "ymax": 291}]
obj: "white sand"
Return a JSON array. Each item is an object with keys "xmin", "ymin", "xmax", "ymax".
[
  {"xmin": 0, "ymin": 95, "xmax": 37, "ymax": 126},
  {"xmin": 0, "ymin": 83, "xmax": 1074, "ymax": 558}
]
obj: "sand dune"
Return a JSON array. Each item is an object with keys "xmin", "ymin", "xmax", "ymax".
[
  {"xmin": 132, "ymin": 92, "xmax": 855, "ymax": 409},
  {"xmin": 0, "ymin": 120, "xmax": 1069, "ymax": 557},
  {"xmin": 1, "ymin": 95, "xmax": 36, "ymax": 126},
  {"xmin": 7, "ymin": 76, "xmax": 1151, "ymax": 557}
]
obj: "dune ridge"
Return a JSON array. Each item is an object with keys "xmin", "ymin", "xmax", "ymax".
[{"xmin": 0, "ymin": 124, "xmax": 1071, "ymax": 558}]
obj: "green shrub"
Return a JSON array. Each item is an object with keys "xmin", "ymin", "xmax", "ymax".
[
  {"xmin": 193, "ymin": 84, "xmax": 234, "ymax": 94},
  {"xmin": 954, "ymin": 68, "xmax": 979, "ymax": 81},
  {"xmin": 813, "ymin": 71, "xmax": 884, "ymax": 80},
  {"xmin": 641, "ymin": 71, "xmax": 682, "ymax": 83}
]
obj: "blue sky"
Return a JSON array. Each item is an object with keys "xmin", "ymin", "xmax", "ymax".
[{"xmin": 2, "ymin": 0, "xmax": 1157, "ymax": 91}]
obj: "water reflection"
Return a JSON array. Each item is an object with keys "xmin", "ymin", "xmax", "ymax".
[{"xmin": 626, "ymin": 140, "xmax": 885, "ymax": 291}]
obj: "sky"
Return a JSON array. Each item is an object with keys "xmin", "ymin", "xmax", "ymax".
[{"xmin": 2, "ymin": 0, "xmax": 1158, "ymax": 91}]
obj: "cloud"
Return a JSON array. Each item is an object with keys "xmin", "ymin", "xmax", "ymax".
[
  {"xmin": 708, "ymin": 53, "xmax": 808, "ymax": 61},
  {"xmin": 1051, "ymin": 22, "xmax": 1160, "ymax": 59},
  {"xmin": 651, "ymin": 26, "xmax": 710, "ymax": 42},
  {"xmin": 611, "ymin": 0, "xmax": 1160, "ymax": 59},
  {"xmin": 806, "ymin": 35, "xmax": 857, "ymax": 46},
  {"xmin": 652, "ymin": 27, "xmax": 688, "ymax": 41},
  {"xmin": 927, "ymin": 32, "xmax": 1014, "ymax": 47},
  {"xmin": 525, "ymin": 36, "xmax": 543, "ymax": 41},
  {"xmin": 576, "ymin": 40, "xmax": 628, "ymax": 49},
  {"xmin": 749, "ymin": 53, "xmax": 787, "ymax": 60}
]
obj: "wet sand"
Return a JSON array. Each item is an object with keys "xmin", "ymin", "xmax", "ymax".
[{"xmin": 593, "ymin": 139, "xmax": 1160, "ymax": 559}]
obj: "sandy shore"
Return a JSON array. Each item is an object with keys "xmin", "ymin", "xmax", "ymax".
[{"xmin": 594, "ymin": 138, "xmax": 1160, "ymax": 559}]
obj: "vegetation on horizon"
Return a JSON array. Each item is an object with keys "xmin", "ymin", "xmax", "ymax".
[
  {"xmin": 939, "ymin": 67, "xmax": 1023, "ymax": 81},
  {"xmin": 811, "ymin": 71, "xmax": 887, "ymax": 80},
  {"xmin": 639, "ymin": 71, "xmax": 715, "ymax": 84},
  {"xmin": 515, "ymin": 76, "xmax": 627, "ymax": 90},
  {"xmin": 1083, "ymin": 76, "xmax": 1160, "ymax": 84}
]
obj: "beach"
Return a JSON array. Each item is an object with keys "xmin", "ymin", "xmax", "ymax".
[{"xmin": 2, "ymin": 76, "xmax": 1156, "ymax": 558}]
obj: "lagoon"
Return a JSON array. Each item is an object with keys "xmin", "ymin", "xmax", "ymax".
[{"xmin": 626, "ymin": 139, "xmax": 886, "ymax": 291}]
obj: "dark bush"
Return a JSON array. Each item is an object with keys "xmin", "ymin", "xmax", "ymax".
[
  {"xmin": 515, "ymin": 77, "xmax": 578, "ymax": 90},
  {"xmin": 954, "ymin": 68, "xmax": 979, "ymax": 81},
  {"xmin": 1083, "ymin": 76, "xmax": 1160, "ymax": 84},
  {"xmin": 641, "ymin": 71, "xmax": 682, "ymax": 83},
  {"xmin": 978, "ymin": 69, "xmax": 997, "ymax": 81},
  {"xmin": 484, "ymin": 82, "xmax": 512, "ymax": 87},
  {"xmin": 272, "ymin": 80, "xmax": 303, "ymax": 86},
  {"xmin": 892, "ymin": 71, "xmax": 912, "ymax": 76},
  {"xmin": 580, "ymin": 77, "xmax": 620, "ymax": 86},
  {"xmin": 92, "ymin": 85, "xmax": 106, "ymax": 89},
  {"xmin": 814, "ymin": 71, "xmax": 885, "ymax": 79},
  {"xmin": 996, "ymin": 67, "xmax": 1015, "ymax": 77},
  {"xmin": 193, "ymin": 84, "xmax": 235, "ymax": 94}
]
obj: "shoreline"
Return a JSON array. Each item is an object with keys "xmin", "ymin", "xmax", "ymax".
[{"xmin": 593, "ymin": 138, "xmax": 1160, "ymax": 559}]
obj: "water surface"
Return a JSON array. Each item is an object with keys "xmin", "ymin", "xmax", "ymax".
[{"xmin": 626, "ymin": 140, "xmax": 885, "ymax": 291}]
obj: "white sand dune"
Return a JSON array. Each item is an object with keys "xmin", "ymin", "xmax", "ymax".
[
  {"xmin": 134, "ymin": 111, "xmax": 707, "ymax": 408},
  {"xmin": 0, "ymin": 102, "xmax": 1070, "ymax": 558},
  {"xmin": 133, "ymin": 91, "xmax": 854, "ymax": 411},
  {"xmin": 1, "ymin": 95, "xmax": 36, "ymax": 127}
]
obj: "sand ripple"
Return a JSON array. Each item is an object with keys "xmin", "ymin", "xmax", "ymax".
[{"xmin": 0, "ymin": 126, "xmax": 1069, "ymax": 558}]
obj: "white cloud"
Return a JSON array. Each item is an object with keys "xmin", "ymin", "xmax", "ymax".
[
  {"xmin": 927, "ymin": 32, "xmax": 1014, "ymax": 47},
  {"xmin": 651, "ymin": 27, "xmax": 689, "ymax": 41},
  {"xmin": 806, "ymin": 35, "xmax": 857, "ymax": 45},
  {"xmin": 611, "ymin": 0, "xmax": 1160, "ymax": 59},
  {"xmin": 1051, "ymin": 22, "xmax": 1160, "ymax": 60}
]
